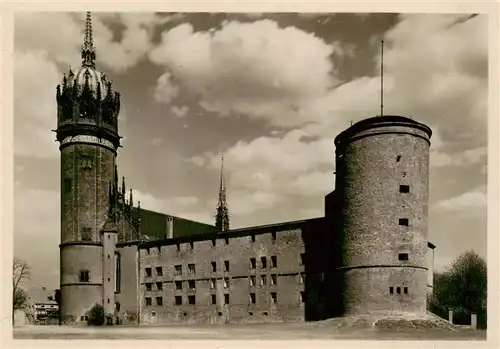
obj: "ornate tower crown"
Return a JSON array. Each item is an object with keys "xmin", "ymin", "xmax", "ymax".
[
  {"xmin": 215, "ymin": 153, "xmax": 230, "ymax": 231},
  {"xmin": 55, "ymin": 11, "xmax": 121, "ymax": 149}
]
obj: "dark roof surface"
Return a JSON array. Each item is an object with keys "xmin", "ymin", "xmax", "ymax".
[{"xmin": 139, "ymin": 209, "xmax": 217, "ymax": 240}]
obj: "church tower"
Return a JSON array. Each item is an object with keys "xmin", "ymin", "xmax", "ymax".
[
  {"xmin": 215, "ymin": 154, "xmax": 230, "ymax": 231},
  {"xmin": 55, "ymin": 12, "xmax": 121, "ymax": 324}
]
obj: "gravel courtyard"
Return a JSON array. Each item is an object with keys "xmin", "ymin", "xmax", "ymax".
[{"xmin": 13, "ymin": 320, "xmax": 487, "ymax": 341}]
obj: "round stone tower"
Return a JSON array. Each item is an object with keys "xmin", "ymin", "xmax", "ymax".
[
  {"xmin": 55, "ymin": 12, "xmax": 121, "ymax": 324},
  {"xmin": 334, "ymin": 115, "xmax": 432, "ymax": 316}
]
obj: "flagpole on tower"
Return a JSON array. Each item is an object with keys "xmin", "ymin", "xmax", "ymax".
[{"xmin": 380, "ymin": 40, "xmax": 384, "ymax": 116}]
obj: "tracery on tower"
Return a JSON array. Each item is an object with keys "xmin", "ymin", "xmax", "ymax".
[
  {"xmin": 55, "ymin": 11, "xmax": 121, "ymax": 140},
  {"xmin": 215, "ymin": 153, "xmax": 230, "ymax": 231}
]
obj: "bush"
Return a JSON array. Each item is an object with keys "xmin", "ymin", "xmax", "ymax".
[{"xmin": 87, "ymin": 303, "xmax": 105, "ymax": 326}]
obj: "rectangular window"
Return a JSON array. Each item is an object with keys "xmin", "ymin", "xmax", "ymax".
[
  {"xmin": 399, "ymin": 218, "xmax": 409, "ymax": 226},
  {"xmin": 396, "ymin": 155, "xmax": 402, "ymax": 162},
  {"xmin": 156, "ymin": 297, "xmax": 163, "ymax": 306},
  {"xmin": 156, "ymin": 282, "xmax": 163, "ymax": 291},
  {"xmin": 210, "ymin": 279, "xmax": 216, "ymax": 289},
  {"xmin": 250, "ymin": 293, "xmax": 256, "ymax": 304},
  {"xmin": 175, "ymin": 281, "xmax": 182, "ymax": 290},
  {"xmin": 399, "ymin": 185, "xmax": 410, "ymax": 193},
  {"xmin": 223, "ymin": 260, "xmax": 230, "ymax": 272},
  {"xmin": 211, "ymin": 294, "xmax": 216, "ymax": 305},
  {"xmin": 398, "ymin": 253, "xmax": 409, "ymax": 261},
  {"xmin": 250, "ymin": 258, "xmax": 256, "ymax": 269},
  {"xmin": 224, "ymin": 294, "xmax": 230, "ymax": 305},
  {"xmin": 225, "ymin": 237, "xmax": 229, "ymax": 245},
  {"xmin": 404, "ymin": 287, "xmax": 408, "ymax": 294},
  {"xmin": 156, "ymin": 267, "xmax": 163, "ymax": 276},
  {"xmin": 176, "ymin": 243, "xmax": 180, "ymax": 252},
  {"xmin": 300, "ymin": 291, "xmax": 305, "ymax": 303},
  {"xmin": 188, "ymin": 280, "xmax": 196, "ymax": 291},
  {"xmin": 79, "ymin": 270, "xmax": 90, "ymax": 282},
  {"xmin": 271, "ymin": 292, "xmax": 277, "ymax": 304},
  {"xmin": 189, "ymin": 241, "xmax": 194, "ymax": 249},
  {"xmin": 224, "ymin": 278, "xmax": 230, "ymax": 289},
  {"xmin": 212, "ymin": 239, "xmax": 216, "ymax": 247},
  {"xmin": 188, "ymin": 264, "xmax": 196, "ymax": 275},
  {"xmin": 299, "ymin": 273, "xmax": 305, "ymax": 284},
  {"xmin": 145, "ymin": 283, "xmax": 152, "ymax": 291},
  {"xmin": 270, "ymin": 274, "xmax": 277, "ymax": 286},
  {"xmin": 251, "ymin": 234, "xmax": 255, "ymax": 242},
  {"xmin": 260, "ymin": 275, "xmax": 267, "ymax": 286},
  {"xmin": 145, "ymin": 268, "xmax": 152, "ymax": 277},
  {"xmin": 145, "ymin": 297, "xmax": 152, "ymax": 306},
  {"xmin": 389, "ymin": 287, "xmax": 394, "ymax": 294},
  {"xmin": 261, "ymin": 256, "xmax": 267, "ymax": 269},
  {"xmin": 63, "ymin": 178, "xmax": 72, "ymax": 193},
  {"xmin": 175, "ymin": 296, "xmax": 182, "ymax": 305},
  {"xmin": 188, "ymin": 295, "xmax": 195, "ymax": 305},
  {"xmin": 271, "ymin": 256, "xmax": 277, "ymax": 268},
  {"xmin": 271, "ymin": 232, "xmax": 276, "ymax": 240},
  {"xmin": 249, "ymin": 275, "xmax": 256, "ymax": 287},
  {"xmin": 397, "ymin": 287, "xmax": 401, "ymax": 294},
  {"xmin": 300, "ymin": 253, "xmax": 305, "ymax": 265},
  {"xmin": 211, "ymin": 261, "xmax": 217, "ymax": 272},
  {"xmin": 174, "ymin": 265, "xmax": 182, "ymax": 275}
]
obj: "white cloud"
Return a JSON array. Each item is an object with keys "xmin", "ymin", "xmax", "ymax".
[
  {"xmin": 436, "ymin": 186, "xmax": 487, "ymax": 212},
  {"xmin": 134, "ymin": 191, "xmax": 211, "ymax": 224},
  {"xmin": 14, "ymin": 50, "xmax": 60, "ymax": 158},
  {"xmin": 150, "ymin": 19, "xmax": 337, "ymax": 125},
  {"xmin": 151, "ymin": 137, "xmax": 163, "ymax": 146},
  {"xmin": 431, "ymin": 146, "xmax": 487, "ymax": 168},
  {"xmin": 171, "ymin": 105, "xmax": 190, "ymax": 118}
]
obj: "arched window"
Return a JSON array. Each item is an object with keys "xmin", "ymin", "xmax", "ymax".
[{"xmin": 115, "ymin": 252, "xmax": 121, "ymax": 293}]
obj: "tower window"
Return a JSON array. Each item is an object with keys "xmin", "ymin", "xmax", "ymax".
[
  {"xmin": 224, "ymin": 278, "xmax": 230, "ymax": 289},
  {"xmin": 156, "ymin": 297, "xmax": 163, "ymax": 306},
  {"xmin": 250, "ymin": 293, "xmax": 256, "ymax": 304},
  {"xmin": 225, "ymin": 237, "xmax": 229, "ymax": 245},
  {"xmin": 398, "ymin": 253, "xmax": 409, "ymax": 261},
  {"xmin": 145, "ymin": 283, "xmax": 152, "ymax": 291},
  {"xmin": 63, "ymin": 178, "xmax": 72, "ymax": 193},
  {"xmin": 389, "ymin": 287, "xmax": 394, "ymax": 294},
  {"xmin": 250, "ymin": 258, "xmax": 256, "ymax": 269},
  {"xmin": 156, "ymin": 282, "xmax": 163, "ymax": 291},
  {"xmin": 270, "ymin": 274, "xmax": 277, "ymax": 285},
  {"xmin": 271, "ymin": 292, "xmax": 277, "ymax": 304},
  {"xmin": 251, "ymin": 234, "xmax": 255, "ymax": 242},
  {"xmin": 404, "ymin": 287, "xmax": 408, "ymax": 294},
  {"xmin": 300, "ymin": 291, "xmax": 305, "ymax": 303},
  {"xmin": 211, "ymin": 294, "xmax": 216, "ymax": 305},
  {"xmin": 145, "ymin": 268, "xmax": 152, "ymax": 277},
  {"xmin": 189, "ymin": 241, "xmax": 194, "ymax": 249},
  {"xmin": 399, "ymin": 218, "xmax": 409, "ymax": 226},
  {"xmin": 271, "ymin": 256, "xmax": 277, "ymax": 268},
  {"xmin": 396, "ymin": 155, "xmax": 402, "ymax": 162},
  {"xmin": 145, "ymin": 297, "xmax": 152, "ymax": 306},
  {"xmin": 224, "ymin": 294, "xmax": 230, "ymax": 305},
  {"xmin": 175, "ymin": 281, "xmax": 182, "ymax": 290},
  {"xmin": 300, "ymin": 253, "xmax": 305, "ymax": 265},
  {"xmin": 79, "ymin": 270, "xmax": 90, "ymax": 282},
  {"xmin": 188, "ymin": 295, "xmax": 195, "ymax": 305},
  {"xmin": 81, "ymin": 227, "xmax": 92, "ymax": 241},
  {"xmin": 188, "ymin": 264, "xmax": 196, "ymax": 275},
  {"xmin": 156, "ymin": 267, "xmax": 163, "ymax": 276},
  {"xmin": 211, "ymin": 261, "xmax": 217, "ymax": 272},
  {"xmin": 210, "ymin": 279, "xmax": 216, "ymax": 289},
  {"xmin": 260, "ymin": 257, "xmax": 267, "ymax": 269},
  {"xmin": 188, "ymin": 280, "xmax": 196, "ymax": 291},
  {"xmin": 397, "ymin": 287, "xmax": 401, "ymax": 294},
  {"xmin": 212, "ymin": 239, "xmax": 216, "ymax": 247},
  {"xmin": 260, "ymin": 275, "xmax": 267, "ymax": 286},
  {"xmin": 174, "ymin": 265, "xmax": 182, "ymax": 275},
  {"xmin": 271, "ymin": 232, "xmax": 276, "ymax": 240},
  {"xmin": 249, "ymin": 275, "xmax": 256, "ymax": 287},
  {"xmin": 176, "ymin": 243, "xmax": 180, "ymax": 252},
  {"xmin": 175, "ymin": 296, "xmax": 182, "ymax": 305},
  {"xmin": 399, "ymin": 185, "xmax": 410, "ymax": 193},
  {"xmin": 224, "ymin": 260, "xmax": 230, "ymax": 272}
]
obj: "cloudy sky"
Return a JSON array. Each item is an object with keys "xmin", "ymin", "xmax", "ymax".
[{"xmin": 13, "ymin": 12, "xmax": 488, "ymax": 290}]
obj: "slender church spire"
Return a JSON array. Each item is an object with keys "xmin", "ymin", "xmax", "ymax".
[
  {"xmin": 81, "ymin": 11, "xmax": 96, "ymax": 67},
  {"xmin": 215, "ymin": 153, "xmax": 230, "ymax": 231}
]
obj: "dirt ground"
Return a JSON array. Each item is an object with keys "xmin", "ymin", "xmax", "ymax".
[{"xmin": 13, "ymin": 321, "xmax": 487, "ymax": 340}]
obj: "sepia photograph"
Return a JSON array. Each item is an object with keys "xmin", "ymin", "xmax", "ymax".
[{"xmin": 6, "ymin": 5, "xmax": 494, "ymax": 345}]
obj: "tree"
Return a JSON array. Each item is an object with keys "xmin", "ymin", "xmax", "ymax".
[
  {"xmin": 430, "ymin": 250, "xmax": 487, "ymax": 328},
  {"xmin": 87, "ymin": 303, "xmax": 105, "ymax": 326},
  {"xmin": 12, "ymin": 258, "xmax": 31, "ymax": 322}
]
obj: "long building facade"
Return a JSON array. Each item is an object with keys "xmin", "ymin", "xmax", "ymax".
[{"xmin": 55, "ymin": 13, "xmax": 435, "ymax": 326}]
